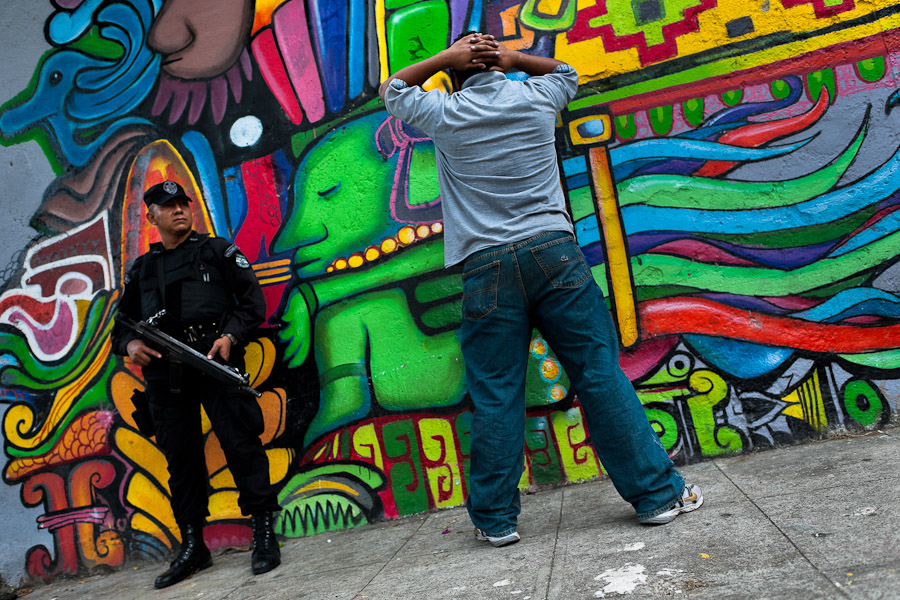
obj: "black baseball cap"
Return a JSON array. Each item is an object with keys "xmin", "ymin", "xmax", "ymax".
[{"xmin": 144, "ymin": 180, "xmax": 192, "ymax": 207}]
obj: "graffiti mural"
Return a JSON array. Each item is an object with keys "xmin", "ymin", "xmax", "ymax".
[{"xmin": 1, "ymin": 0, "xmax": 899, "ymax": 584}]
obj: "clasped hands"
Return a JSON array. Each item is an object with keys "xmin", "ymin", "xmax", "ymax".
[{"xmin": 442, "ymin": 33, "xmax": 518, "ymax": 74}]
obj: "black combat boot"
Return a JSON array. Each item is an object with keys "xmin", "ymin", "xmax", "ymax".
[
  {"xmin": 154, "ymin": 523, "xmax": 212, "ymax": 589},
  {"xmin": 250, "ymin": 512, "xmax": 281, "ymax": 575}
]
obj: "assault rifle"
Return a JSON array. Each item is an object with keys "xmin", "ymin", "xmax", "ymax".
[{"xmin": 117, "ymin": 310, "xmax": 261, "ymax": 398}]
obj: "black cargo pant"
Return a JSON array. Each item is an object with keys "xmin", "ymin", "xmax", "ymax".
[{"xmin": 144, "ymin": 358, "xmax": 279, "ymax": 527}]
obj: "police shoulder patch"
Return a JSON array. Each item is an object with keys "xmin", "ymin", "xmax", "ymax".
[
  {"xmin": 224, "ymin": 244, "xmax": 239, "ymax": 258},
  {"xmin": 235, "ymin": 253, "xmax": 250, "ymax": 269}
]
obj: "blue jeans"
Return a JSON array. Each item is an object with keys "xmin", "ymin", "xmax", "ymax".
[{"xmin": 460, "ymin": 231, "xmax": 685, "ymax": 537}]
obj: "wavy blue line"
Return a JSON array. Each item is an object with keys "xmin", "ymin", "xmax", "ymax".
[
  {"xmin": 827, "ymin": 208, "xmax": 900, "ymax": 257},
  {"xmin": 683, "ymin": 335, "xmax": 794, "ymax": 379},
  {"xmin": 611, "ymin": 137, "xmax": 811, "ymax": 180},
  {"xmin": 791, "ymin": 288, "xmax": 900, "ymax": 322},
  {"xmin": 619, "ymin": 144, "xmax": 900, "ymax": 235}
]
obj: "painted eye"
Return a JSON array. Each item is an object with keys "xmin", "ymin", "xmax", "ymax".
[
  {"xmin": 666, "ymin": 352, "xmax": 693, "ymax": 378},
  {"xmin": 317, "ymin": 182, "xmax": 341, "ymax": 197},
  {"xmin": 49, "ymin": 71, "xmax": 63, "ymax": 86}
]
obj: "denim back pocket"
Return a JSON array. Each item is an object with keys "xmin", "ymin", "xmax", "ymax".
[
  {"xmin": 462, "ymin": 260, "xmax": 500, "ymax": 320},
  {"xmin": 530, "ymin": 236, "xmax": 592, "ymax": 289}
]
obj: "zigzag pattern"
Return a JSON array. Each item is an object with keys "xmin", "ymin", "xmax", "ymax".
[{"xmin": 567, "ymin": 0, "xmax": 718, "ymax": 65}]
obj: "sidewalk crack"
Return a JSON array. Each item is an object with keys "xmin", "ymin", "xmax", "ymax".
[
  {"xmin": 543, "ymin": 487, "xmax": 565, "ymax": 600},
  {"xmin": 351, "ymin": 516, "xmax": 429, "ymax": 599},
  {"xmin": 713, "ymin": 461, "xmax": 850, "ymax": 599}
]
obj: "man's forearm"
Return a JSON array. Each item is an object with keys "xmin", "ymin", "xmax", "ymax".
[
  {"xmin": 511, "ymin": 52, "xmax": 565, "ymax": 77},
  {"xmin": 378, "ymin": 53, "xmax": 450, "ymax": 100}
]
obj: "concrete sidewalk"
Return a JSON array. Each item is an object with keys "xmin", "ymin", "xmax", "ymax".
[{"xmin": 16, "ymin": 428, "xmax": 900, "ymax": 600}]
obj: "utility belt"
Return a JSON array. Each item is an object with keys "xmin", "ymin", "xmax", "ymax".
[{"xmin": 182, "ymin": 320, "xmax": 222, "ymax": 343}]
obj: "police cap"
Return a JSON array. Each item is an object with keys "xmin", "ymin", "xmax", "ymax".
[{"xmin": 144, "ymin": 180, "xmax": 192, "ymax": 207}]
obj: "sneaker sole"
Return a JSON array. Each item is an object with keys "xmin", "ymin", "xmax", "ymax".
[
  {"xmin": 640, "ymin": 490, "xmax": 704, "ymax": 525},
  {"xmin": 475, "ymin": 531, "xmax": 521, "ymax": 547}
]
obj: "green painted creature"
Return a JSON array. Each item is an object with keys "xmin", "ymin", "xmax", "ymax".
[
  {"xmin": 274, "ymin": 112, "xmax": 465, "ymax": 446},
  {"xmin": 274, "ymin": 112, "xmax": 568, "ymax": 447}
]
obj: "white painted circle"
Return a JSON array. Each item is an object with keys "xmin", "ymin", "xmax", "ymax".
[{"xmin": 230, "ymin": 116, "xmax": 263, "ymax": 147}]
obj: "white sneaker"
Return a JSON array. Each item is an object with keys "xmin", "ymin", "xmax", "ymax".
[
  {"xmin": 639, "ymin": 483, "xmax": 703, "ymax": 525},
  {"xmin": 474, "ymin": 528, "xmax": 521, "ymax": 547}
]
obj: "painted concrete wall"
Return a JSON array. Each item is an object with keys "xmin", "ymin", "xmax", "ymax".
[{"xmin": 1, "ymin": 0, "xmax": 899, "ymax": 586}]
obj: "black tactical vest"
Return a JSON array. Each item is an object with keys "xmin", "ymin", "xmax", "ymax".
[{"xmin": 138, "ymin": 234, "xmax": 230, "ymax": 332}]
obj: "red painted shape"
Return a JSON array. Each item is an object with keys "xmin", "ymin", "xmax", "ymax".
[
  {"xmin": 0, "ymin": 294, "xmax": 56, "ymax": 324},
  {"xmin": 251, "ymin": 28, "xmax": 305, "ymax": 125},
  {"xmin": 695, "ymin": 87, "xmax": 830, "ymax": 177},
  {"xmin": 568, "ymin": 0, "xmax": 718, "ymax": 65},
  {"xmin": 23, "ymin": 472, "xmax": 78, "ymax": 577},
  {"xmin": 780, "ymin": 0, "xmax": 855, "ymax": 19},
  {"xmin": 236, "ymin": 155, "xmax": 283, "ymax": 262},
  {"xmin": 262, "ymin": 283, "xmax": 290, "ymax": 326},
  {"xmin": 639, "ymin": 296, "xmax": 900, "ymax": 352}
]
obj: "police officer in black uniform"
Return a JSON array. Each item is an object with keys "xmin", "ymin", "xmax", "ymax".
[{"xmin": 111, "ymin": 181, "xmax": 281, "ymax": 589}]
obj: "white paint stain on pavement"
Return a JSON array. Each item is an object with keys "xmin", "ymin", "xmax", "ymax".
[
  {"xmin": 656, "ymin": 568, "xmax": 684, "ymax": 577},
  {"xmin": 494, "ymin": 579, "xmax": 511, "ymax": 587},
  {"xmin": 618, "ymin": 542, "xmax": 645, "ymax": 552},
  {"xmin": 594, "ymin": 564, "xmax": 647, "ymax": 597}
]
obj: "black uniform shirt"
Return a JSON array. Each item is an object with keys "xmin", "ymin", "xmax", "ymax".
[{"xmin": 111, "ymin": 232, "xmax": 266, "ymax": 356}]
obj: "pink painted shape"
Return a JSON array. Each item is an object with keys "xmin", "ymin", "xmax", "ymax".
[
  {"xmin": 762, "ymin": 296, "xmax": 823, "ymax": 310},
  {"xmin": 252, "ymin": 29, "xmax": 305, "ymax": 125},
  {"xmin": 619, "ymin": 335, "xmax": 678, "ymax": 381},
  {"xmin": 5, "ymin": 301, "xmax": 75, "ymax": 358},
  {"xmin": 273, "ymin": 0, "xmax": 326, "ymax": 122}
]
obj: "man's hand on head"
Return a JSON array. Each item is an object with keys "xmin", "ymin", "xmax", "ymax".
[
  {"xmin": 442, "ymin": 33, "xmax": 500, "ymax": 72},
  {"xmin": 489, "ymin": 41, "xmax": 520, "ymax": 73}
]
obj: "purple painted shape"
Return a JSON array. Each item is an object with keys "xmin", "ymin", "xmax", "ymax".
[
  {"xmin": 449, "ymin": 0, "xmax": 469, "ymax": 41},
  {"xmin": 187, "ymin": 82, "xmax": 208, "ymax": 125},
  {"xmin": 627, "ymin": 232, "xmax": 834, "ymax": 269},
  {"xmin": 54, "ymin": 0, "xmax": 85, "ymax": 9},
  {"xmin": 240, "ymin": 47, "xmax": 253, "ymax": 81},
  {"xmin": 226, "ymin": 61, "xmax": 244, "ymax": 103},
  {"xmin": 151, "ymin": 77, "xmax": 176, "ymax": 116},
  {"xmin": 274, "ymin": 0, "xmax": 326, "ymax": 122},
  {"xmin": 168, "ymin": 84, "xmax": 190, "ymax": 125},
  {"xmin": 696, "ymin": 293, "xmax": 793, "ymax": 313},
  {"xmin": 635, "ymin": 158, "xmax": 704, "ymax": 177},
  {"xmin": 210, "ymin": 76, "xmax": 228, "ymax": 124}
]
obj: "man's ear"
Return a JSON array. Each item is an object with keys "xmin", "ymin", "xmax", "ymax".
[{"xmin": 145, "ymin": 208, "xmax": 156, "ymax": 225}]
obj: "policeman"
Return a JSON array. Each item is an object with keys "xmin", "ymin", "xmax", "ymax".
[{"xmin": 112, "ymin": 181, "xmax": 281, "ymax": 589}]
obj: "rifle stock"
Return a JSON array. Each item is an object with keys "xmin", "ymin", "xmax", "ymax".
[{"xmin": 117, "ymin": 313, "xmax": 262, "ymax": 398}]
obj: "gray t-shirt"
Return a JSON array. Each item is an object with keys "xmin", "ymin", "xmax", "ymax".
[{"xmin": 383, "ymin": 65, "xmax": 579, "ymax": 266}]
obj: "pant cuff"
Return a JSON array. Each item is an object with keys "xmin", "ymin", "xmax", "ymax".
[{"xmin": 635, "ymin": 485, "xmax": 685, "ymax": 521}]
